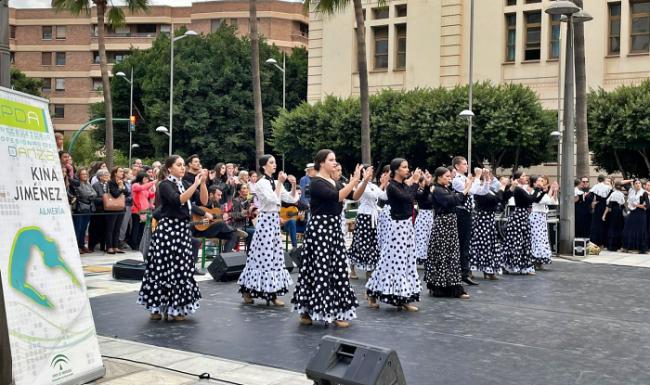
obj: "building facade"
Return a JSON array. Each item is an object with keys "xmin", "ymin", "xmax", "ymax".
[
  {"xmin": 308, "ymin": 0, "xmax": 650, "ymax": 108},
  {"xmin": 9, "ymin": 0, "xmax": 308, "ymax": 133}
]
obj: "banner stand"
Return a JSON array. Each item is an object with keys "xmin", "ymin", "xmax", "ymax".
[{"xmin": 0, "ymin": 271, "xmax": 14, "ymax": 385}]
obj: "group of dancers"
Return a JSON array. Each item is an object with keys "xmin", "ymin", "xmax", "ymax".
[{"xmin": 138, "ymin": 151, "xmax": 559, "ymax": 327}]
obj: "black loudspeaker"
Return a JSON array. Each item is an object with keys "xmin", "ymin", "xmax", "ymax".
[
  {"xmin": 207, "ymin": 252, "xmax": 247, "ymax": 282},
  {"xmin": 112, "ymin": 259, "xmax": 146, "ymax": 280},
  {"xmin": 306, "ymin": 336, "xmax": 407, "ymax": 385}
]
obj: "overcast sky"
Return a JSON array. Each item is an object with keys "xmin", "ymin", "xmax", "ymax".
[{"xmin": 12, "ymin": 0, "xmax": 303, "ymax": 8}]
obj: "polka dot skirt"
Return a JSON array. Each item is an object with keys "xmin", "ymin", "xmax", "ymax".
[
  {"xmin": 137, "ymin": 217, "xmax": 201, "ymax": 317},
  {"xmin": 502, "ymin": 207, "xmax": 535, "ymax": 274},
  {"xmin": 237, "ymin": 211, "xmax": 293, "ymax": 301},
  {"xmin": 366, "ymin": 218, "xmax": 421, "ymax": 306},
  {"xmin": 376, "ymin": 205, "xmax": 392, "ymax": 251},
  {"xmin": 348, "ymin": 213, "xmax": 380, "ymax": 271},
  {"xmin": 529, "ymin": 211, "xmax": 552, "ymax": 265},
  {"xmin": 414, "ymin": 209, "xmax": 434, "ymax": 264},
  {"xmin": 470, "ymin": 210, "xmax": 503, "ymax": 275},
  {"xmin": 291, "ymin": 214, "xmax": 358, "ymax": 323},
  {"xmin": 424, "ymin": 213, "xmax": 464, "ymax": 296}
]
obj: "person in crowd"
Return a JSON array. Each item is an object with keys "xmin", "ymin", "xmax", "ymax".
[
  {"xmin": 130, "ymin": 171, "xmax": 156, "ymax": 251},
  {"xmin": 348, "ymin": 166, "xmax": 388, "ymax": 280},
  {"xmin": 89, "ymin": 169, "xmax": 110, "ymax": 252},
  {"xmin": 211, "ymin": 162, "xmax": 232, "ymax": 204},
  {"xmin": 105, "ymin": 167, "xmax": 130, "ymax": 254},
  {"xmin": 238, "ymin": 170, "xmax": 249, "ymax": 186},
  {"xmin": 55, "ymin": 132, "xmax": 64, "ymax": 152},
  {"xmin": 590, "ymin": 175, "xmax": 613, "ymax": 247},
  {"xmin": 366, "ymin": 159, "xmax": 421, "ymax": 311},
  {"xmin": 72, "ymin": 167, "xmax": 97, "ymax": 254},
  {"xmin": 501, "ymin": 171, "xmax": 547, "ymax": 275},
  {"xmin": 192, "ymin": 186, "xmax": 242, "ymax": 254},
  {"xmin": 138, "ymin": 155, "xmax": 205, "ymax": 321},
  {"xmin": 291, "ymin": 150, "xmax": 362, "ymax": 328},
  {"xmin": 574, "ymin": 177, "xmax": 593, "ymax": 239},
  {"xmin": 425, "ymin": 167, "xmax": 473, "ymax": 299},
  {"xmin": 118, "ymin": 167, "xmax": 134, "ymax": 249},
  {"xmin": 603, "ymin": 181, "xmax": 626, "ymax": 252},
  {"xmin": 529, "ymin": 176, "xmax": 559, "ymax": 269},
  {"xmin": 622, "ymin": 179, "xmax": 648, "ymax": 253},
  {"xmin": 248, "ymin": 170, "xmax": 258, "ymax": 197},
  {"xmin": 376, "ymin": 165, "xmax": 392, "ymax": 254},
  {"xmin": 89, "ymin": 161, "xmax": 107, "ymax": 185},
  {"xmin": 238, "ymin": 155, "xmax": 297, "ymax": 306},
  {"xmin": 231, "ymin": 183, "xmax": 257, "ymax": 250},
  {"xmin": 299, "ymin": 163, "xmax": 316, "ymax": 209},
  {"xmin": 470, "ymin": 170, "xmax": 506, "ymax": 280},
  {"xmin": 59, "ymin": 151, "xmax": 75, "ymax": 180},
  {"xmin": 415, "ymin": 171, "xmax": 434, "ymax": 265},
  {"xmin": 133, "ymin": 158, "xmax": 143, "ymax": 170}
]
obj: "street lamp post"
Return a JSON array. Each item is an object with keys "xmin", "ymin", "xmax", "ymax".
[
  {"xmin": 466, "ymin": 0, "xmax": 475, "ymax": 172},
  {"xmin": 266, "ymin": 52, "xmax": 287, "ymax": 169},
  {"xmin": 169, "ymin": 26, "xmax": 198, "ymax": 156},
  {"xmin": 550, "ymin": 130, "xmax": 561, "ymax": 183},
  {"xmin": 116, "ymin": 68, "xmax": 134, "ymax": 166},
  {"xmin": 545, "ymin": 1, "xmax": 591, "ymax": 254}
]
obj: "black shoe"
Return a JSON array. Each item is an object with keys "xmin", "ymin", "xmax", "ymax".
[{"xmin": 462, "ymin": 277, "xmax": 479, "ymax": 286}]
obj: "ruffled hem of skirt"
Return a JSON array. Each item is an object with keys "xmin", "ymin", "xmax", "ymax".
[
  {"xmin": 503, "ymin": 265, "xmax": 536, "ymax": 274},
  {"xmin": 291, "ymin": 305, "xmax": 357, "ymax": 323},
  {"xmin": 236, "ymin": 268, "xmax": 293, "ymax": 296},
  {"xmin": 366, "ymin": 290, "xmax": 420, "ymax": 306},
  {"xmin": 347, "ymin": 259, "xmax": 377, "ymax": 271},
  {"xmin": 365, "ymin": 275, "xmax": 421, "ymax": 305},
  {"xmin": 470, "ymin": 265, "xmax": 503, "ymax": 275},
  {"xmin": 238, "ymin": 286, "xmax": 289, "ymax": 301},
  {"xmin": 137, "ymin": 298, "xmax": 200, "ymax": 317},
  {"xmin": 426, "ymin": 284, "xmax": 466, "ymax": 298}
]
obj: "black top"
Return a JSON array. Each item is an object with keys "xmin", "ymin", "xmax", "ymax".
[
  {"xmin": 182, "ymin": 171, "xmax": 198, "ymax": 185},
  {"xmin": 503, "ymin": 186, "xmax": 546, "ymax": 208},
  {"xmin": 310, "ymin": 177, "xmax": 350, "ymax": 216},
  {"xmin": 416, "ymin": 185, "xmax": 434, "ymax": 210},
  {"xmin": 387, "ymin": 179, "xmax": 418, "ymax": 220},
  {"xmin": 157, "ymin": 179, "xmax": 201, "ymax": 221},
  {"xmin": 474, "ymin": 190, "xmax": 503, "ymax": 212},
  {"xmin": 431, "ymin": 183, "xmax": 467, "ymax": 215}
]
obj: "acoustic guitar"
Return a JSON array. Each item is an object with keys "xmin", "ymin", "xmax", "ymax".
[
  {"xmin": 191, "ymin": 206, "xmax": 224, "ymax": 231},
  {"xmin": 280, "ymin": 206, "xmax": 305, "ymax": 222}
]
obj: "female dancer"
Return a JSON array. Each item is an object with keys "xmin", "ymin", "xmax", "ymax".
[
  {"xmin": 603, "ymin": 182, "xmax": 626, "ymax": 252},
  {"xmin": 138, "ymin": 155, "xmax": 206, "ymax": 321},
  {"xmin": 348, "ymin": 166, "xmax": 389, "ymax": 280},
  {"xmin": 414, "ymin": 171, "xmax": 434, "ymax": 265},
  {"xmin": 237, "ymin": 155, "xmax": 297, "ymax": 306},
  {"xmin": 470, "ymin": 169, "xmax": 505, "ymax": 280},
  {"xmin": 622, "ymin": 179, "xmax": 648, "ymax": 253},
  {"xmin": 366, "ymin": 159, "xmax": 422, "ymax": 310},
  {"xmin": 529, "ymin": 176, "xmax": 559, "ymax": 269},
  {"xmin": 501, "ymin": 172, "xmax": 547, "ymax": 275},
  {"xmin": 291, "ymin": 150, "xmax": 365, "ymax": 328},
  {"xmin": 425, "ymin": 167, "xmax": 472, "ymax": 299}
]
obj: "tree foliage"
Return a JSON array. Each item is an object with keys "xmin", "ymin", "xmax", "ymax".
[
  {"xmin": 588, "ymin": 80, "xmax": 650, "ymax": 178},
  {"xmin": 10, "ymin": 68, "xmax": 44, "ymax": 97},
  {"xmin": 273, "ymin": 83, "xmax": 555, "ymax": 173},
  {"xmin": 90, "ymin": 26, "xmax": 307, "ymax": 172}
]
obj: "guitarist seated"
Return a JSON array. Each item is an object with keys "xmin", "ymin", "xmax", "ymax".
[
  {"xmin": 192, "ymin": 185, "xmax": 242, "ymax": 253},
  {"xmin": 281, "ymin": 199, "xmax": 307, "ymax": 248}
]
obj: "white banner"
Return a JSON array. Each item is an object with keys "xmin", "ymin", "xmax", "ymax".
[{"xmin": 0, "ymin": 87, "xmax": 104, "ymax": 385}]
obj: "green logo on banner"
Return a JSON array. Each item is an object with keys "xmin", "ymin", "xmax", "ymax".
[
  {"xmin": 0, "ymin": 98, "xmax": 48, "ymax": 132},
  {"xmin": 8, "ymin": 227, "xmax": 80, "ymax": 308},
  {"xmin": 50, "ymin": 354, "xmax": 70, "ymax": 371}
]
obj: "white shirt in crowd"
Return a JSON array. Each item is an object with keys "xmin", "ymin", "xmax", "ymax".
[
  {"xmin": 606, "ymin": 190, "xmax": 626, "ymax": 206},
  {"xmin": 254, "ymin": 177, "xmax": 297, "ymax": 213},
  {"xmin": 627, "ymin": 187, "xmax": 645, "ymax": 211},
  {"xmin": 590, "ymin": 182, "xmax": 612, "ymax": 198}
]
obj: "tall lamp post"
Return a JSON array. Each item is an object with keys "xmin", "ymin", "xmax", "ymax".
[
  {"xmin": 168, "ymin": 27, "xmax": 197, "ymax": 156},
  {"xmin": 116, "ymin": 69, "xmax": 134, "ymax": 166},
  {"xmin": 550, "ymin": 130, "xmax": 561, "ymax": 183},
  {"xmin": 464, "ymin": 0, "xmax": 475, "ymax": 172},
  {"xmin": 156, "ymin": 125, "xmax": 171, "ymax": 156},
  {"xmin": 266, "ymin": 53, "xmax": 286, "ymax": 170},
  {"xmin": 545, "ymin": 1, "xmax": 592, "ymax": 254}
]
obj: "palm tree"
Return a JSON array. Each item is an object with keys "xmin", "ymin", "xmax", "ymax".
[
  {"xmin": 52, "ymin": 0, "xmax": 149, "ymax": 168},
  {"xmin": 250, "ymin": 0, "xmax": 264, "ymax": 165},
  {"xmin": 306, "ymin": 0, "xmax": 385, "ymax": 164},
  {"xmin": 572, "ymin": 0, "xmax": 589, "ymax": 179}
]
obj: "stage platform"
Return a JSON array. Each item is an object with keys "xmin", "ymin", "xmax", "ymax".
[{"xmin": 90, "ymin": 260, "xmax": 650, "ymax": 385}]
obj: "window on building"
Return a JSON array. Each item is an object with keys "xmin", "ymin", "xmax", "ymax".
[
  {"xmin": 395, "ymin": 24, "xmax": 407, "ymax": 69},
  {"xmin": 525, "ymin": 0, "xmax": 541, "ymax": 3},
  {"xmin": 549, "ymin": 14, "xmax": 560, "ymax": 59},
  {"xmin": 10, "ymin": 25, "xmax": 15, "ymax": 39},
  {"xmin": 211, "ymin": 19, "xmax": 223, "ymax": 32},
  {"xmin": 55, "ymin": 52, "xmax": 66, "ymax": 66},
  {"xmin": 10, "ymin": 52, "xmax": 15, "ymax": 64},
  {"xmin": 609, "ymin": 2, "xmax": 621, "ymax": 55},
  {"xmin": 136, "ymin": 24, "xmax": 157, "ymax": 35},
  {"xmin": 505, "ymin": 13, "xmax": 516, "ymax": 62},
  {"xmin": 524, "ymin": 11, "xmax": 541, "ymax": 60},
  {"xmin": 41, "ymin": 52, "xmax": 52, "ymax": 65},
  {"xmin": 55, "ymin": 78, "xmax": 65, "ymax": 91},
  {"xmin": 42, "ymin": 78, "xmax": 51, "ymax": 93},
  {"xmin": 160, "ymin": 24, "xmax": 171, "ymax": 35},
  {"xmin": 91, "ymin": 24, "xmax": 98, "ymax": 37},
  {"xmin": 631, "ymin": 0, "xmax": 650, "ymax": 53},
  {"xmin": 230, "ymin": 18, "xmax": 238, "ymax": 27},
  {"xmin": 55, "ymin": 26, "xmax": 66, "ymax": 39},
  {"xmin": 395, "ymin": 4, "xmax": 407, "ymax": 18},
  {"xmin": 506, "ymin": 0, "xmax": 517, "ymax": 5},
  {"xmin": 114, "ymin": 53, "xmax": 126, "ymax": 63},
  {"xmin": 93, "ymin": 51, "xmax": 100, "ymax": 64},
  {"xmin": 53, "ymin": 104, "xmax": 65, "ymax": 119},
  {"xmin": 373, "ymin": 26, "xmax": 389, "ymax": 70},
  {"xmin": 372, "ymin": 7, "xmax": 389, "ymax": 20},
  {"xmin": 92, "ymin": 78, "xmax": 103, "ymax": 91},
  {"xmin": 299, "ymin": 22, "xmax": 309, "ymax": 37},
  {"xmin": 42, "ymin": 26, "xmax": 53, "ymax": 40}
]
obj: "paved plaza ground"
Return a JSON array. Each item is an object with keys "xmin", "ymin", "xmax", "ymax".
[{"xmin": 82, "ymin": 250, "xmax": 650, "ymax": 385}]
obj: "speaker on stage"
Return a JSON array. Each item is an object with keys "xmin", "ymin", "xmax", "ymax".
[
  {"xmin": 112, "ymin": 259, "xmax": 146, "ymax": 280},
  {"xmin": 207, "ymin": 251, "xmax": 247, "ymax": 282},
  {"xmin": 306, "ymin": 335, "xmax": 406, "ymax": 385}
]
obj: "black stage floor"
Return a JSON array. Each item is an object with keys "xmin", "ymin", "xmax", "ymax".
[{"xmin": 91, "ymin": 260, "xmax": 650, "ymax": 385}]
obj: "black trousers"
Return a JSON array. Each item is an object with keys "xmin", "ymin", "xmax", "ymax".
[
  {"xmin": 193, "ymin": 222, "xmax": 239, "ymax": 253},
  {"xmin": 456, "ymin": 208, "xmax": 472, "ymax": 278},
  {"xmin": 105, "ymin": 212, "xmax": 124, "ymax": 249},
  {"xmin": 88, "ymin": 213, "xmax": 106, "ymax": 251}
]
